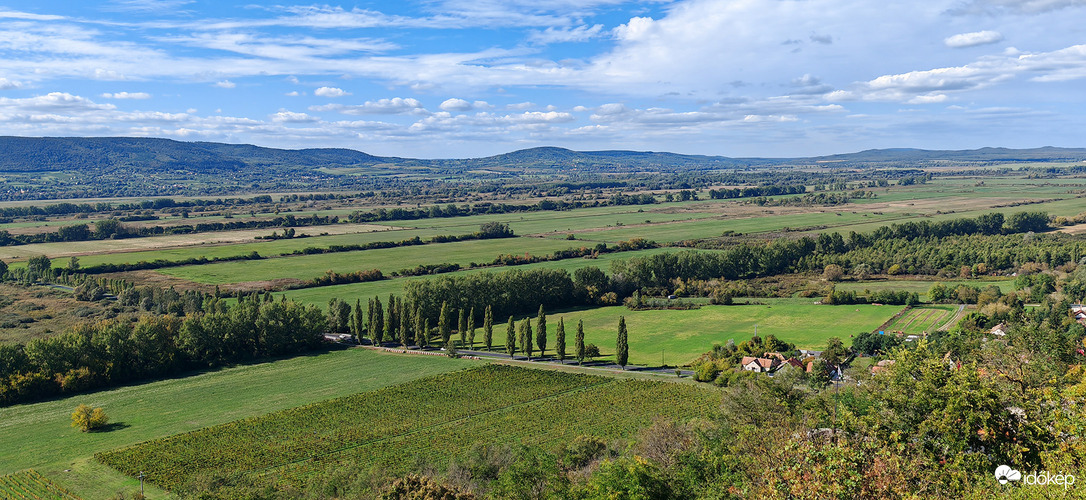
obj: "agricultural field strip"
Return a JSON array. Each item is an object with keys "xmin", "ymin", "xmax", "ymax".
[
  {"xmin": 254, "ymin": 378, "xmax": 616, "ymax": 476},
  {"xmin": 272, "ymin": 379, "xmax": 719, "ymax": 483},
  {"xmin": 96, "ymin": 365, "xmax": 605, "ymax": 490},
  {"xmin": 0, "ymin": 470, "xmax": 81, "ymax": 500}
]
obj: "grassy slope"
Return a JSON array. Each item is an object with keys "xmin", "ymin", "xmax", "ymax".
[{"xmin": 0, "ymin": 349, "xmax": 473, "ymax": 499}]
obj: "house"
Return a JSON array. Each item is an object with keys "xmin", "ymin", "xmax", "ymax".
[
  {"xmin": 871, "ymin": 359, "xmax": 895, "ymax": 374},
  {"xmin": 989, "ymin": 323, "xmax": 1007, "ymax": 337},
  {"xmin": 741, "ymin": 356, "xmax": 781, "ymax": 373}
]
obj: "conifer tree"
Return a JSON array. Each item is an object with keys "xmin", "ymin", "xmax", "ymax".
[
  {"xmin": 467, "ymin": 307, "xmax": 476, "ymax": 350},
  {"xmin": 458, "ymin": 308, "xmax": 467, "ymax": 348},
  {"xmin": 505, "ymin": 316, "xmax": 516, "ymax": 358},
  {"xmin": 535, "ymin": 305, "xmax": 547, "ymax": 358},
  {"xmin": 576, "ymin": 319, "xmax": 586, "ymax": 365},
  {"xmin": 384, "ymin": 299, "xmax": 394, "ymax": 345},
  {"xmin": 616, "ymin": 316, "xmax": 629, "ymax": 369},
  {"xmin": 423, "ymin": 318, "xmax": 431, "ymax": 348},
  {"xmin": 372, "ymin": 297, "xmax": 384, "ymax": 345},
  {"xmin": 521, "ymin": 317, "xmax": 533, "ymax": 361},
  {"xmin": 352, "ymin": 299, "xmax": 363, "ymax": 340},
  {"xmin": 484, "ymin": 305, "xmax": 494, "ymax": 351},
  {"xmin": 555, "ymin": 318, "xmax": 566, "ymax": 362},
  {"xmin": 438, "ymin": 301, "xmax": 450, "ymax": 345},
  {"xmin": 398, "ymin": 304, "xmax": 410, "ymax": 348},
  {"xmin": 413, "ymin": 306, "xmax": 424, "ymax": 348}
]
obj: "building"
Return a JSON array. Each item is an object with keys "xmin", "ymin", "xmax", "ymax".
[{"xmin": 741, "ymin": 356, "xmax": 781, "ymax": 373}]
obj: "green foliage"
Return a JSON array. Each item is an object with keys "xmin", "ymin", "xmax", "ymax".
[
  {"xmin": 483, "ymin": 305, "xmax": 493, "ymax": 351},
  {"xmin": 575, "ymin": 320, "xmax": 586, "ymax": 365},
  {"xmin": 505, "ymin": 316, "xmax": 516, "ymax": 357},
  {"xmin": 616, "ymin": 316, "xmax": 629, "ymax": 368},
  {"xmin": 555, "ymin": 318, "xmax": 566, "ymax": 361},
  {"xmin": 535, "ymin": 305, "xmax": 547, "ymax": 358},
  {"xmin": 71, "ymin": 403, "xmax": 108, "ymax": 432}
]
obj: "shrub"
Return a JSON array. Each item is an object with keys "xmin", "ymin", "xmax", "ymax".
[{"xmin": 71, "ymin": 403, "xmax": 108, "ymax": 432}]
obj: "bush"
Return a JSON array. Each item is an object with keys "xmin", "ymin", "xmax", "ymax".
[
  {"xmin": 71, "ymin": 403, "xmax": 108, "ymax": 432},
  {"xmin": 693, "ymin": 361, "xmax": 721, "ymax": 382}
]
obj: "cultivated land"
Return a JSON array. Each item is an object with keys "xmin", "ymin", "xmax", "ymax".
[
  {"xmin": 97, "ymin": 364, "xmax": 719, "ymax": 493},
  {"xmin": 882, "ymin": 305, "xmax": 959, "ymax": 335},
  {"xmin": 0, "ymin": 349, "xmax": 472, "ymax": 499},
  {"xmin": 532, "ymin": 300, "xmax": 901, "ymax": 366}
]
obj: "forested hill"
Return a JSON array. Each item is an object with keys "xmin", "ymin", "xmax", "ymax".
[{"xmin": 2, "ymin": 136, "xmax": 1085, "ymax": 175}]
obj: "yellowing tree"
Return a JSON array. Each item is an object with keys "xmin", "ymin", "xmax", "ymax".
[{"xmin": 71, "ymin": 404, "xmax": 108, "ymax": 432}]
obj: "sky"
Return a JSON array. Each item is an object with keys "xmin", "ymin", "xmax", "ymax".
[{"xmin": 0, "ymin": 1, "xmax": 1084, "ymax": 158}]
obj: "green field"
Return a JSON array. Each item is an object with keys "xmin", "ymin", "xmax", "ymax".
[
  {"xmin": 159, "ymin": 236, "xmax": 584, "ymax": 285},
  {"xmin": 0, "ymin": 470, "xmax": 81, "ymax": 500},
  {"xmin": 97, "ymin": 364, "xmax": 718, "ymax": 493},
  {"xmin": 279, "ymin": 246, "xmax": 713, "ymax": 306},
  {"xmin": 509, "ymin": 299, "xmax": 902, "ymax": 366},
  {"xmin": 835, "ymin": 278, "xmax": 1016, "ymax": 300},
  {"xmin": 0, "ymin": 349, "xmax": 472, "ymax": 499},
  {"xmin": 883, "ymin": 305, "xmax": 959, "ymax": 334}
]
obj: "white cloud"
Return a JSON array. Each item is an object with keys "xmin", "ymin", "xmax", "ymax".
[
  {"xmin": 213, "ymin": 80, "xmax": 235, "ymax": 88},
  {"xmin": 440, "ymin": 98, "xmax": 474, "ymax": 111},
  {"xmin": 106, "ymin": 0, "xmax": 195, "ymax": 13},
  {"xmin": 948, "ymin": 0, "xmax": 1086, "ymax": 15},
  {"xmin": 528, "ymin": 24, "xmax": 604, "ymax": 44},
  {"xmin": 270, "ymin": 110, "xmax": 318, "ymax": 123},
  {"xmin": 0, "ymin": 10, "xmax": 64, "ymax": 21},
  {"xmin": 945, "ymin": 31, "xmax": 1003, "ymax": 48},
  {"xmin": 311, "ymin": 97, "xmax": 428, "ymax": 115},
  {"xmin": 285, "ymin": 91, "xmax": 301, "ymax": 96},
  {"xmin": 507, "ymin": 102, "xmax": 535, "ymax": 110},
  {"xmin": 101, "ymin": 91, "xmax": 151, "ymax": 99},
  {"xmin": 0, "ymin": 78, "xmax": 21, "ymax": 90},
  {"xmin": 314, "ymin": 86, "xmax": 351, "ymax": 97}
]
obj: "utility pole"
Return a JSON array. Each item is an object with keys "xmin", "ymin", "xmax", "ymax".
[{"xmin": 138, "ymin": 471, "xmax": 145, "ymax": 497}]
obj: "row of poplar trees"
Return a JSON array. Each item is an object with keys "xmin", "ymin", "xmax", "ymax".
[{"xmin": 328, "ymin": 296, "xmax": 630, "ymax": 368}]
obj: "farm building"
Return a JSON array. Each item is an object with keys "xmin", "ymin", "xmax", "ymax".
[{"xmin": 740, "ymin": 356, "xmax": 781, "ymax": 373}]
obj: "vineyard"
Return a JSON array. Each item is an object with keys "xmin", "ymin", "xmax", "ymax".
[
  {"xmin": 0, "ymin": 470, "xmax": 81, "ymax": 500},
  {"xmin": 882, "ymin": 305, "xmax": 958, "ymax": 335},
  {"xmin": 97, "ymin": 364, "xmax": 719, "ymax": 492}
]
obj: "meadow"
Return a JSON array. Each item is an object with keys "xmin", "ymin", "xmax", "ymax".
[
  {"xmin": 0, "ymin": 349, "xmax": 472, "ymax": 499},
  {"xmin": 97, "ymin": 364, "xmax": 719, "ymax": 493},
  {"xmin": 499, "ymin": 299, "xmax": 901, "ymax": 366},
  {"xmin": 882, "ymin": 305, "xmax": 959, "ymax": 335}
]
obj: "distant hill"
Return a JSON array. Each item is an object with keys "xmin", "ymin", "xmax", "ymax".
[{"xmin": 0, "ymin": 137, "xmax": 1084, "ymax": 175}]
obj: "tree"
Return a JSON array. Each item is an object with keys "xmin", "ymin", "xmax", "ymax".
[
  {"xmin": 823, "ymin": 264, "xmax": 845, "ymax": 282},
  {"xmin": 535, "ymin": 305, "xmax": 547, "ymax": 358},
  {"xmin": 458, "ymin": 308, "xmax": 467, "ymax": 348},
  {"xmin": 398, "ymin": 304, "xmax": 410, "ymax": 348},
  {"xmin": 505, "ymin": 316, "xmax": 516, "ymax": 358},
  {"xmin": 438, "ymin": 301, "xmax": 450, "ymax": 345},
  {"xmin": 555, "ymin": 318, "xmax": 566, "ymax": 362},
  {"xmin": 384, "ymin": 297, "xmax": 395, "ymax": 344},
  {"xmin": 616, "ymin": 316, "xmax": 629, "ymax": 369},
  {"xmin": 413, "ymin": 307, "xmax": 425, "ymax": 348},
  {"xmin": 576, "ymin": 320, "xmax": 586, "ymax": 365},
  {"xmin": 520, "ymin": 318, "xmax": 533, "ymax": 361},
  {"xmin": 822, "ymin": 337, "xmax": 848, "ymax": 369},
  {"xmin": 467, "ymin": 307, "xmax": 476, "ymax": 350},
  {"xmin": 71, "ymin": 404, "xmax": 108, "ymax": 432},
  {"xmin": 372, "ymin": 297, "xmax": 384, "ymax": 345},
  {"xmin": 27, "ymin": 255, "xmax": 51, "ymax": 276},
  {"xmin": 352, "ymin": 299, "xmax": 363, "ymax": 340},
  {"xmin": 68, "ymin": 256, "xmax": 80, "ymax": 270},
  {"xmin": 483, "ymin": 305, "xmax": 494, "ymax": 351}
]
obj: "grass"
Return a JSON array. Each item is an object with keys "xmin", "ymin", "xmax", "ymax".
[
  {"xmin": 159, "ymin": 236, "xmax": 584, "ymax": 285},
  {"xmin": 279, "ymin": 246, "xmax": 713, "ymax": 306},
  {"xmin": 834, "ymin": 278, "xmax": 1016, "ymax": 300},
  {"xmin": 0, "ymin": 348, "xmax": 473, "ymax": 499},
  {"xmin": 883, "ymin": 305, "xmax": 958, "ymax": 334},
  {"xmin": 491, "ymin": 299, "xmax": 902, "ymax": 366},
  {"xmin": 0, "ymin": 283, "xmax": 116, "ymax": 344},
  {"xmin": 97, "ymin": 365, "xmax": 718, "ymax": 492}
]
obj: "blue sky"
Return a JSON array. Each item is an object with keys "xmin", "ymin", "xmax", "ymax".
[{"xmin": 0, "ymin": 0, "xmax": 1084, "ymax": 158}]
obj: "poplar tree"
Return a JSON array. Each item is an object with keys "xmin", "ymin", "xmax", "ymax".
[
  {"xmin": 372, "ymin": 297, "xmax": 384, "ymax": 345},
  {"xmin": 352, "ymin": 299, "xmax": 363, "ymax": 340},
  {"xmin": 458, "ymin": 308, "xmax": 467, "ymax": 348},
  {"xmin": 384, "ymin": 299, "xmax": 394, "ymax": 345},
  {"xmin": 423, "ymin": 318, "xmax": 431, "ymax": 348},
  {"xmin": 398, "ymin": 304, "xmax": 410, "ymax": 348},
  {"xmin": 535, "ymin": 305, "xmax": 547, "ymax": 358},
  {"xmin": 521, "ymin": 317, "xmax": 533, "ymax": 361},
  {"xmin": 505, "ymin": 316, "xmax": 516, "ymax": 358},
  {"xmin": 367, "ymin": 298, "xmax": 375, "ymax": 340},
  {"xmin": 437, "ymin": 301, "xmax": 450, "ymax": 345},
  {"xmin": 616, "ymin": 316, "xmax": 629, "ymax": 369},
  {"xmin": 467, "ymin": 307, "xmax": 476, "ymax": 350},
  {"xmin": 555, "ymin": 318, "xmax": 566, "ymax": 362},
  {"xmin": 576, "ymin": 319, "xmax": 586, "ymax": 365},
  {"xmin": 484, "ymin": 305, "xmax": 494, "ymax": 351},
  {"xmin": 413, "ymin": 306, "xmax": 424, "ymax": 348}
]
